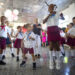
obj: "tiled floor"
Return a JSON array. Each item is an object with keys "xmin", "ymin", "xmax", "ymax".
[{"xmin": 0, "ymin": 47, "xmax": 75, "ymax": 75}]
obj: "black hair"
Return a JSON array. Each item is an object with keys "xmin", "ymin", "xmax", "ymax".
[
  {"xmin": 72, "ymin": 17, "xmax": 75, "ymax": 20},
  {"xmin": 70, "ymin": 23, "xmax": 74, "ymax": 26},
  {"xmin": 17, "ymin": 26, "xmax": 21, "ymax": 29}
]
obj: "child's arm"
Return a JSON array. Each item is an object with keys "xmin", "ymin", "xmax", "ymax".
[
  {"xmin": 29, "ymin": 32, "xmax": 36, "ymax": 40},
  {"xmin": 29, "ymin": 36, "xmax": 35, "ymax": 40},
  {"xmin": 11, "ymin": 31, "xmax": 19, "ymax": 38},
  {"xmin": 7, "ymin": 33, "xmax": 12, "ymax": 42},
  {"xmin": 43, "ymin": 14, "xmax": 51, "ymax": 24}
]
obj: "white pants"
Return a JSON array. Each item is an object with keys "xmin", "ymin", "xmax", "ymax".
[{"xmin": 33, "ymin": 35, "xmax": 41, "ymax": 55}]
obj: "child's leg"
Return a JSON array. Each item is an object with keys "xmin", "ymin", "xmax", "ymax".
[
  {"xmin": 20, "ymin": 53, "xmax": 27, "ymax": 66},
  {"xmin": 70, "ymin": 46, "xmax": 75, "ymax": 58},
  {"xmin": 0, "ymin": 49, "xmax": 3, "ymax": 61},
  {"xmin": 20, "ymin": 47, "xmax": 28, "ymax": 66},
  {"xmin": 45, "ymin": 42, "xmax": 46, "ymax": 47},
  {"xmin": 2, "ymin": 49, "xmax": 6, "ymax": 59},
  {"xmin": 60, "ymin": 45, "xmax": 65, "ymax": 56},
  {"xmin": 37, "ymin": 36, "xmax": 41, "ymax": 58},
  {"xmin": 9, "ymin": 43, "xmax": 15, "ymax": 57},
  {"xmin": 16, "ymin": 48, "xmax": 20, "ymax": 61},
  {"xmin": 0, "ymin": 49, "xmax": 6, "ymax": 65},
  {"xmin": 49, "ymin": 42, "xmax": 54, "ymax": 69},
  {"xmin": 31, "ymin": 54, "xmax": 36, "ymax": 70},
  {"xmin": 54, "ymin": 42, "xmax": 61, "ymax": 70}
]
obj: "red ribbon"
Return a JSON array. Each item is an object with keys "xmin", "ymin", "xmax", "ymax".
[{"xmin": 0, "ymin": 25, "xmax": 5, "ymax": 31}]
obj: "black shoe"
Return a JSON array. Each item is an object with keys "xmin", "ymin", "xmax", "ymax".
[
  {"xmin": 0, "ymin": 61, "xmax": 6, "ymax": 65},
  {"xmin": 61, "ymin": 52, "xmax": 65, "ymax": 57},
  {"xmin": 16, "ymin": 56, "xmax": 19, "ymax": 62},
  {"xmin": 20, "ymin": 61, "xmax": 26, "ymax": 67},
  {"xmin": 2, "ymin": 55, "xmax": 6, "ymax": 60},
  {"xmin": 33, "ymin": 62, "xmax": 36, "ymax": 70},
  {"xmin": 11, "ymin": 53, "xmax": 15, "ymax": 58}
]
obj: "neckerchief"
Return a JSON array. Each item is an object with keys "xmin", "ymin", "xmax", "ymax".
[
  {"xmin": 0, "ymin": 25, "xmax": 5, "ymax": 31},
  {"xmin": 26, "ymin": 31, "xmax": 32, "ymax": 40},
  {"xmin": 19, "ymin": 32, "xmax": 23, "ymax": 36}
]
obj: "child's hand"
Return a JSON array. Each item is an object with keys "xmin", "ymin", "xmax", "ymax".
[
  {"xmin": 29, "ymin": 36, "xmax": 32, "ymax": 39},
  {"xmin": 29, "ymin": 36, "xmax": 35, "ymax": 40}
]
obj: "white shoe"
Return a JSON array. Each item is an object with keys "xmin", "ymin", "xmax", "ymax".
[
  {"xmin": 56, "ymin": 60, "xmax": 61, "ymax": 70},
  {"xmin": 49, "ymin": 61, "xmax": 54, "ymax": 70}
]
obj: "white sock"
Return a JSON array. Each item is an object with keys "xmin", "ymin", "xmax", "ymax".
[
  {"xmin": 49, "ymin": 51, "xmax": 53, "ymax": 62},
  {"xmin": 53, "ymin": 51, "xmax": 56, "ymax": 57},
  {"xmin": 56, "ymin": 51, "xmax": 61, "ymax": 69},
  {"xmin": 60, "ymin": 46, "xmax": 65, "ymax": 54},
  {"xmin": 0, "ymin": 54, "xmax": 2, "ymax": 61},
  {"xmin": 2, "ymin": 50, "xmax": 6, "ymax": 56},
  {"xmin": 71, "ymin": 50, "xmax": 75, "ymax": 56},
  {"xmin": 56, "ymin": 51, "xmax": 60, "ymax": 60},
  {"xmin": 10, "ymin": 48, "xmax": 14, "ymax": 54}
]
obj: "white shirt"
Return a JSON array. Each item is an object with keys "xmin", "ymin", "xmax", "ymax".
[
  {"xmin": 67, "ymin": 27, "xmax": 75, "ymax": 36},
  {"xmin": 0, "ymin": 26, "xmax": 9, "ymax": 38},
  {"xmin": 23, "ymin": 31, "xmax": 36, "ymax": 48},
  {"xmin": 46, "ymin": 13, "xmax": 59, "ymax": 27},
  {"xmin": 60, "ymin": 31, "xmax": 65, "ymax": 37},
  {"xmin": 17, "ymin": 32, "xmax": 24, "ymax": 39}
]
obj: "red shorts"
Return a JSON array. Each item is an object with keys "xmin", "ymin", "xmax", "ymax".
[
  {"xmin": 0, "ymin": 37, "xmax": 6, "ymax": 49},
  {"xmin": 22, "ymin": 48, "xmax": 34, "ymax": 54},
  {"xmin": 47, "ymin": 26, "xmax": 61, "ymax": 42},
  {"xmin": 14, "ymin": 39, "xmax": 22, "ymax": 48}
]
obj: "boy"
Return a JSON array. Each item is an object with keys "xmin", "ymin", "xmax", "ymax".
[{"xmin": 20, "ymin": 24, "xmax": 36, "ymax": 70}]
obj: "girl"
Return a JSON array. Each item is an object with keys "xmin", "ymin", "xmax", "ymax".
[
  {"xmin": 2, "ymin": 21, "xmax": 15, "ymax": 60},
  {"xmin": 42, "ymin": 30, "xmax": 46, "ymax": 47},
  {"xmin": 14, "ymin": 26, "xmax": 23, "ymax": 62},
  {"xmin": 20, "ymin": 24, "xmax": 36, "ymax": 70},
  {"xmin": 67, "ymin": 18, "xmax": 75, "ymax": 58},
  {"xmin": 43, "ymin": 4, "xmax": 61, "ymax": 70},
  {"xmin": 0, "ymin": 16, "xmax": 10, "ymax": 65}
]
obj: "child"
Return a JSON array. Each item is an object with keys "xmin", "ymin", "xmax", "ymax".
[
  {"xmin": 20, "ymin": 24, "xmax": 36, "ymax": 70},
  {"xmin": 67, "ymin": 18, "xmax": 75, "ymax": 58},
  {"xmin": 43, "ymin": 4, "xmax": 61, "ymax": 70},
  {"xmin": 0, "ymin": 16, "xmax": 10, "ymax": 65},
  {"xmin": 65, "ymin": 23, "xmax": 73, "ymax": 33},
  {"xmin": 33, "ymin": 19, "xmax": 42, "ymax": 59},
  {"xmin": 2, "ymin": 21, "xmax": 15, "ymax": 60},
  {"xmin": 42, "ymin": 30, "xmax": 46, "ymax": 47},
  {"xmin": 14, "ymin": 26, "xmax": 23, "ymax": 61},
  {"xmin": 60, "ymin": 29, "xmax": 66, "ymax": 57}
]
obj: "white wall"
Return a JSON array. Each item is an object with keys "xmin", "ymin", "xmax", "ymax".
[{"xmin": 59, "ymin": 3, "xmax": 75, "ymax": 28}]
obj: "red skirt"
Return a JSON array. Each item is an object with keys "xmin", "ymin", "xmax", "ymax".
[
  {"xmin": 67, "ymin": 37, "xmax": 75, "ymax": 46},
  {"xmin": 14, "ymin": 39, "xmax": 22, "ymax": 48},
  {"xmin": 0, "ymin": 37, "xmax": 6, "ymax": 49},
  {"xmin": 47, "ymin": 26, "xmax": 61, "ymax": 42}
]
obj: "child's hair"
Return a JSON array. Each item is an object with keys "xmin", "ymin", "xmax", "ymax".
[
  {"xmin": 1, "ymin": 16, "xmax": 6, "ymax": 19},
  {"xmin": 72, "ymin": 17, "xmax": 75, "ymax": 20},
  {"xmin": 25, "ymin": 23, "xmax": 31, "ymax": 29},
  {"xmin": 48, "ymin": 4, "xmax": 57, "ymax": 11},
  {"xmin": 17, "ymin": 26, "xmax": 21, "ymax": 29},
  {"xmin": 70, "ymin": 23, "xmax": 74, "ymax": 26}
]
